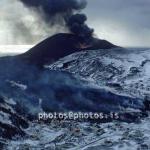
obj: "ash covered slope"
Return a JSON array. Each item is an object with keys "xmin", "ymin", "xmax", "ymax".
[{"xmin": 19, "ymin": 33, "xmax": 117, "ymax": 67}]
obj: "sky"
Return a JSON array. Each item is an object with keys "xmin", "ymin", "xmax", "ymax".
[
  {"xmin": 85, "ymin": 0, "xmax": 150, "ymax": 48},
  {"xmin": 0, "ymin": 0, "xmax": 150, "ymax": 48}
]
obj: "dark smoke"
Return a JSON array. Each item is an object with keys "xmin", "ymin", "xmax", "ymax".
[
  {"xmin": 19, "ymin": 0, "xmax": 94, "ymax": 44},
  {"xmin": 66, "ymin": 13, "xmax": 94, "ymax": 43}
]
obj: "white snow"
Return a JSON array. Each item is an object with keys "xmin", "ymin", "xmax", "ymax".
[{"xmin": 6, "ymin": 80, "xmax": 27, "ymax": 90}]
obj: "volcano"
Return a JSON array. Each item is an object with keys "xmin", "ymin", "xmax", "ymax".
[{"xmin": 18, "ymin": 33, "xmax": 118, "ymax": 67}]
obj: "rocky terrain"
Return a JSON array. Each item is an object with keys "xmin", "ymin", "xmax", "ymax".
[
  {"xmin": 48, "ymin": 48, "xmax": 150, "ymax": 99},
  {"xmin": 0, "ymin": 47, "xmax": 150, "ymax": 149}
]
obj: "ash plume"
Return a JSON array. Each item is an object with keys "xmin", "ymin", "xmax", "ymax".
[{"xmin": 19, "ymin": 0, "xmax": 94, "ymax": 44}]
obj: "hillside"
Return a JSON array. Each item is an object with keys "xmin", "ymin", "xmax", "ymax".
[{"xmin": 19, "ymin": 33, "xmax": 117, "ymax": 67}]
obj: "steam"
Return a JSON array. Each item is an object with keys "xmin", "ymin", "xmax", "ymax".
[
  {"xmin": 0, "ymin": 0, "xmax": 67, "ymax": 45},
  {"xmin": 19, "ymin": 0, "xmax": 94, "ymax": 44},
  {"xmin": 0, "ymin": 0, "xmax": 94, "ymax": 45}
]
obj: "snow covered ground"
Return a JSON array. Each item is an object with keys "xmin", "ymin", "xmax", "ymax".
[
  {"xmin": 5, "ymin": 116, "xmax": 150, "ymax": 150},
  {"xmin": 1, "ymin": 47, "xmax": 150, "ymax": 150},
  {"xmin": 48, "ymin": 48, "xmax": 150, "ymax": 99}
]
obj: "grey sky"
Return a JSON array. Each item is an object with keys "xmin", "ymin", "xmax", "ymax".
[
  {"xmin": 85, "ymin": 0, "xmax": 150, "ymax": 47},
  {"xmin": 0, "ymin": 0, "xmax": 150, "ymax": 47}
]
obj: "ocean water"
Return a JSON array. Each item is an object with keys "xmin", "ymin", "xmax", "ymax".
[{"xmin": 0, "ymin": 45, "xmax": 33, "ymax": 56}]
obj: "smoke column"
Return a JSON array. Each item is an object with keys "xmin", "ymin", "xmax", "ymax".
[{"xmin": 19, "ymin": 0, "xmax": 94, "ymax": 44}]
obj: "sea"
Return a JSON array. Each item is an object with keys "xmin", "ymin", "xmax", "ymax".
[{"xmin": 0, "ymin": 45, "xmax": 33, "ymax": 56}]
